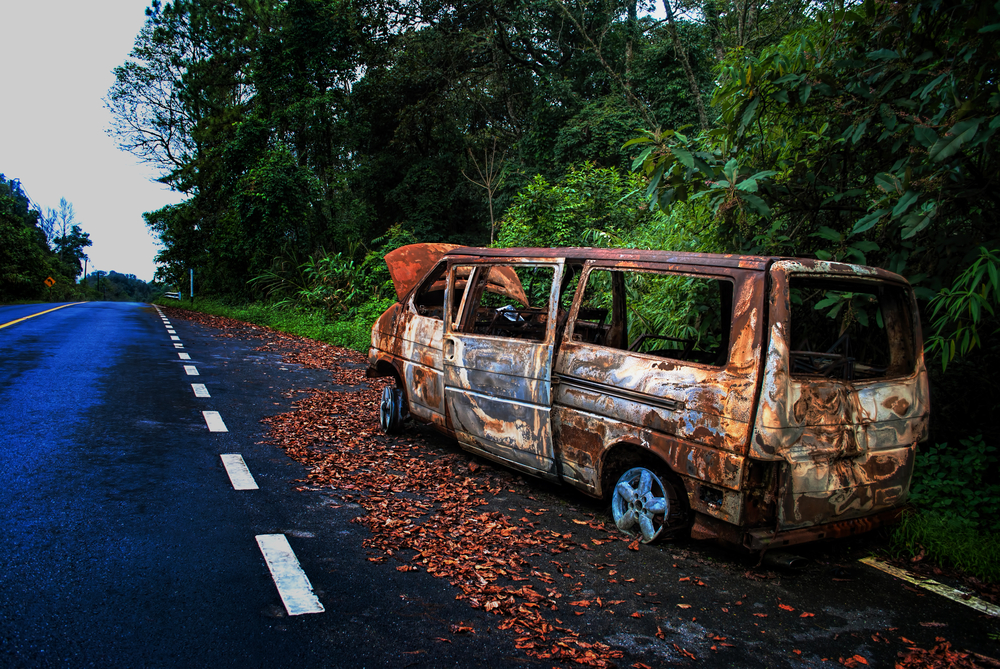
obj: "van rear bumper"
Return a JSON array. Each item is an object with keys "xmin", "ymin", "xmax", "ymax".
[
  {"xmin": 743, "ymin": 507, "xmax": 905, "ymax": 551},
  {"xmin": 690, "ymin": 506, "xmax": 905, "ymax": 550}
]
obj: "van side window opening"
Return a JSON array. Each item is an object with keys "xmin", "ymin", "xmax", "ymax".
[
  {"xmin": 788, "ymin": 277, "xmax": 915, "ymax": 380},
  {"xmin": 453, "ymin": 264, "xmax": 555, "ymax": 342},
  {"xmin": 573, "ymin": 268, "xmax": 733, "ymax": 367}
]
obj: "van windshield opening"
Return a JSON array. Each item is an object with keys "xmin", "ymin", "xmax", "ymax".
[{"xmin": 788, "ymin": 277, "xmax": 915, "ymax": 380}]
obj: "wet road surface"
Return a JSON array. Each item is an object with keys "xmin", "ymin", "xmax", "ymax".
[{"xmin": 0, "ymin": 302, "xmax": 515, "ymax": 667}]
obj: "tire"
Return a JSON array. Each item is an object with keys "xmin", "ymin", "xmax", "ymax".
[
  {"xmin": 379, "ymin": 386, "xmax": 405, "ymax": 434},
  {"xmin": 611, "ymin": 465, "xmax": 677, "ymax": 544}
]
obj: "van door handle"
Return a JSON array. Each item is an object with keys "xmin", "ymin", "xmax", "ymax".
[{"xmin": 444, "ymin": 338, "xmax": 456, "ymax": 361}]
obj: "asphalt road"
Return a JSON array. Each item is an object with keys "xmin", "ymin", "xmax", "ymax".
[
  {"xmin": 0, "ymin": 302, "xmax": 512, "ymax": 668},
  {"xmin": 1, "ymin": 301, "xmax": 996, "ymax": 668}
]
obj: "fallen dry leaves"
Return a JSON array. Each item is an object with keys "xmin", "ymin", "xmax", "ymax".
[
  {"xmin": 251, "ymin": 343, "xmax": 624, "ymax": 665},
  {"xmin": 894, "ymin": 637, "xmax": 999, "ymax": 669}
]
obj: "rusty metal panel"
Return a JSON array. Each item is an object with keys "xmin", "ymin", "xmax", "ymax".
[
  {"xmin": 552, "ymin": 406, "xmax": 746, "ymax": 516},
  {"xmin": 384, "ymin": 243, "xmax": 461, "ymax": 301},
  {"xmin": 443, "ymin": 335, "xmax": 556, "ymax": 472},
  {"xmin": 553, "ymin": 271, "xmax": 765, "ymax": 454},
  {"xmin": 744, "ymin": 506, "xmax": 904, "ymax": 550},
  {"xmin": 750, "ymin": 261, "xmax": 930, "ymax": 531},
  {"xmin": 366, "ymin": 295, "xmax": 449, "ymax": 426},
  {"xmin": 778, "ymin": 446, "xmax": 915, "ymax": 528},
  {"xmin": 442, "ymin": 259, "xmax": 562, "ymax": 476},
  {"xmin": 444, "ymin": 336, "xmax": 551, "ymax": 404},
  {"xmin": 445, "ymin": 390, "xmax": 555, "ymax": 472},
  {"xmin": 449, "ymin": 246, "xmax": 772, "ymax": 271},
  {"xmin": 383, "ymin": 243, "xmax": 529, "ymax": 305},
  {"xmin": 399, "ymin": 313, "xmax": 446, "ymax": 422}
]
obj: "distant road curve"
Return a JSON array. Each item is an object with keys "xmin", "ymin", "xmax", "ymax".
[{"xmin": 0, "ymin": 302, "xmax": 87, "ymax": 330}]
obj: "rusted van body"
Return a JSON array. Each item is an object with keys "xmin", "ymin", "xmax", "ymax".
[{"xmin": 367, "ymin": 244, "xmax": 929, "ymax": 550}]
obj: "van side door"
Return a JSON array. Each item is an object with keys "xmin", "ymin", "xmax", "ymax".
[
  {"xmin": 443, "ymin": 259, "xmax": 563, "ymax": 476},
  {"xmin": 552, "ymin": 261, "xmax": 764, "ymax": 511}
]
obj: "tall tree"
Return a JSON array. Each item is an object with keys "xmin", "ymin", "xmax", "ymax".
[
  {"xmin": 0, "ymin": 175, "xmax": 68, "ymax": 298},
  {"xmin": 53, "ymin": 225, "xmax": 92, "ymax": 279}
]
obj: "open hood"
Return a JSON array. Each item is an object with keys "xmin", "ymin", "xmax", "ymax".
[
  {"xmin": 383, "ymin": 242, "xmax": 528, "ymax": 306},
  {"xmin": 384, "ymin": 243, "xmax": 461, "ymax": 302}
]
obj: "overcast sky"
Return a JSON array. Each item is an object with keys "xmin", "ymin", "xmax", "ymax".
[{"xmin": 0, "ymin": 0, "xmax": 182, "ymax": 282}]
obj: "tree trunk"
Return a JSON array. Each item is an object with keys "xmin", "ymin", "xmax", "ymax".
[
  {"xmin": 702, "ymin": 0, "xmax": 726, "ymax": 61},
  {"xmin": 663, "ymin": 0, "xmax": 709, "ymax": 130}
]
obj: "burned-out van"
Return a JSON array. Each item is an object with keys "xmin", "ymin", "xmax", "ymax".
[{"xmin": 366, "ymin": 244, "xmax": 929, "ymax": 550}]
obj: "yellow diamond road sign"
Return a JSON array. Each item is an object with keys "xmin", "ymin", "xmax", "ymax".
[{"xmin": 44, "ymin": 276, "xmax": 56, "ymax": 288}]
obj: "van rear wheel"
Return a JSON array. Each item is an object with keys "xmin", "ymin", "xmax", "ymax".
[
  {"xmin": 379, "ymin": 386, "xmax": 405, "ymax": 434},
  {"xmin": 611, "ymin": 466, "xmax": 672, "ymax": 544}
]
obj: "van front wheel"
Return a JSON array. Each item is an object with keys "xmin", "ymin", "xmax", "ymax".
[
  {"xmin": 611, "ymin": 466, "xmax": 670, "ymax": 543},
  {"xmin": 379, "ymin": 386, "xmax": 405, "ymax": 434}
]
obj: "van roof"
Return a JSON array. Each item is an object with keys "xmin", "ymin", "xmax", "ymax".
[
  {"xmin": 448, "ymin": 248, "xmax": 906, "ymax": 282},
  {"xmin": 383, "ymin": 244, "xmax": 906, "ymax": 300},
  {"xmin": 448, "ymin": 247, "xmax": 772, "ymax": 270}
]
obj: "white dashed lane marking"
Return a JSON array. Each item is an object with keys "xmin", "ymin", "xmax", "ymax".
[
  {"xmin": 156, "ymin": 308, "xmax": 322, "ymax": 614},
  {"xmin": 203, "ymin": 411, "xmax": 228, "ymax": 432},
  {"xmin": 255, "ymin": 534, "xmax": 325, "ymax": 616},
  {"xmin": 220, "ymin": 454, "xmax": 259, "ymax": 490}
]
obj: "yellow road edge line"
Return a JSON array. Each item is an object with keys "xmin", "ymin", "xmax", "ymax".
[
  {"xmin": 0, "ymin": 302, "xmax": 87, "ymax": 330},
  {"xmin": 860, "ymin": 556, "xmax": 999, "ymax": 617}
]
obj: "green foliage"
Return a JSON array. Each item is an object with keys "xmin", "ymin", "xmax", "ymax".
[
  {"xmin": 892, "ymin": 511, "xmax": 1000, "ymax": 584},
  {"xmin": 84, "ymin": 271, "xmax": 163, "ymax": 302},
  {"xmin": 109, "ymin": 0, "xmax": 741, "ymax": 295},
  {"xmin": 907, "ymin": 436, "xmax": 1000, "ymax": 533},
  {"xmin": 250, "ymin": 247, "xmax": 359, "ymax": 313},
  {"xmin": 891, "ymin": 434, "xmax": 1000, "ymax": 582},
  {"xmin": 631, "ymin": 0, "xmax": 999, "ymax": 288},
  {"xmin": 158, "ymin": 295, "xmax": 392, "ymax": 353},
  {"xmin": 496, "ymin": 163, "xmax": 653, "ymax": 248},
  {"xmin": 249, "ymin": 224, "xmax": 417, "ymax": 316},
  {"xmin": 925, "ymin": 247, "xmax": 1000, "ymax": 371},
  {"xmin": 0, "ymin": 174, "xmax": 92, "ymax": 301},
  {"xmin": 53, "ymin": 225, "xmax": 92, "ymax": 279}
]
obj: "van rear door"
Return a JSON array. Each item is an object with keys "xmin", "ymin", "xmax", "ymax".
[{"xmin": 751, "ymin": 260, "xmax": 930, "ymax": 530}]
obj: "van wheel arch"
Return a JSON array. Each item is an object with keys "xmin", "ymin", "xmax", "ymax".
[{"xmin": 600, "ymin": 444, "xmax": 691, "ymax": 542}]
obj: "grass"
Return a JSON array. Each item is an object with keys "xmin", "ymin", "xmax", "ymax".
[
  {"xmin": 154, "ymin": 296, "xmax": 391, "ymax": 353},
  {"xmin": 891, "ymin": 510, "xmax": 1000, "ymax": 584}
]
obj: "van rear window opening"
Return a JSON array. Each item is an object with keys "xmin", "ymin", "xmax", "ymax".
[{"xmin": 788, "ymin": 277, "xmax": 914, "ymax": 380}]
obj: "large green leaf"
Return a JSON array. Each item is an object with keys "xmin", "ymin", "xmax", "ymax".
[
  {"xmin": 913, "ymin": 125, "xmax": 938, "ymax": 147},
  {"xmin": 928, "ymin": 118, "xmax": 982, "ymax": 162},
  {"xmin": 852, "ymin": 208, "xmax": 888, "ymax": 234},
  {"xmin": 671, "ymin": 146, "xmax": 696, "ymax": 170},
  {"xmin": 892, "ymin": 190, "xmax": 919, "ymax": 216}
]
